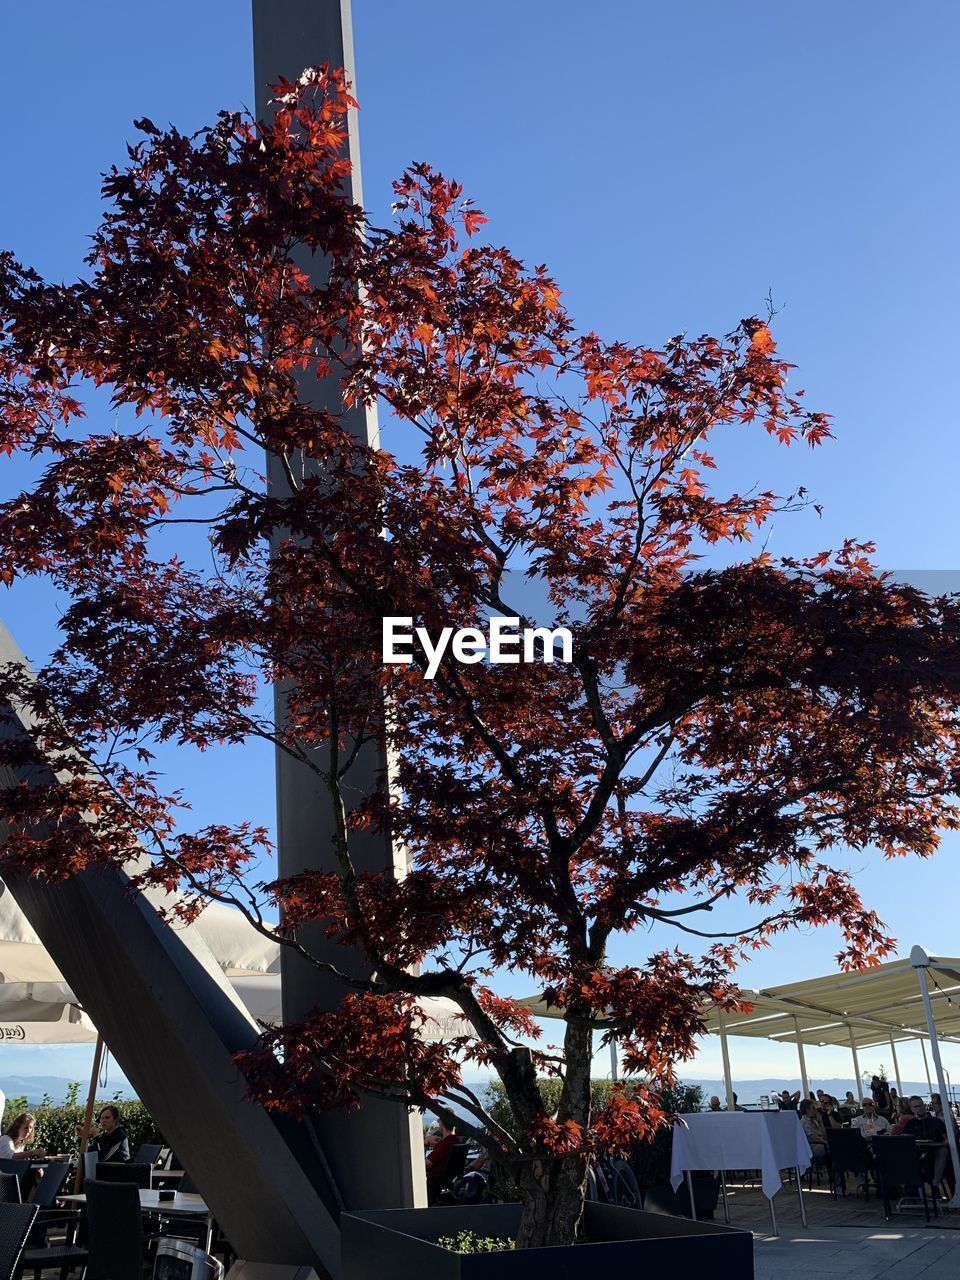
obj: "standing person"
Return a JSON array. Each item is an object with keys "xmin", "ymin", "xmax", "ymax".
[
  {"xmin": 75, "ymin": 1105, "xmax": 130, "ymax": 1163},
  {"xmin": 871, "ymin": 1075, "xmax": 892, "ymax": 1115}
]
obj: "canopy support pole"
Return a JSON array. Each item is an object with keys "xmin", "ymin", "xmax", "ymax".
[
  {"xmin": 848, "ymin": 1026, "xmax": 862, "ymax": 1100},
  {"xmin": 889, "ymin": 1036, "xmax": 903, "ymax": 1096},
  {"xmin": 717, "ymin": 1008, "xmax": 735, "ymax": 1111},
  {"xmin": 921, "ymin": 1038, "xmax": 934, "ymax": 1092},
  {"xmin": 794, "ymin": 1017, "xmax": 810, "ymax": 1099},
  {"xmin": 73, "ymin": 1032, "xmax": 104, "ymax": 1193},
  {"xmin": 911, "ymin": 947, "xmax": 960, "ymax": 1208},
  {"xmin": 609, "ymin": 1037, "xmax": 619, "ymax": 1082}
]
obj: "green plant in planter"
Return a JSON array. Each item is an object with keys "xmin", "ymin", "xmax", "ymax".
[{"xmin": 435, "ymin": 1231, "xmax": 515, "ymax": 1255}]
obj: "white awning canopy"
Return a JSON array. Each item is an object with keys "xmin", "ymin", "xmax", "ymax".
[{"xmin": 701, "ymin": 953, "xmax": 960, "ymax": 1050}]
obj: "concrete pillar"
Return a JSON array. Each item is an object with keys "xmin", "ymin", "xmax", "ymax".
[{"xmin": 251, "ymin": 0, "xmax": 424, "ymax": 1211}]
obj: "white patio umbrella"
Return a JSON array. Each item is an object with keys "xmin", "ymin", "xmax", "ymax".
[{"xmin": 0, "ymin": 886, "xmax": 473, "ymax": 1042}]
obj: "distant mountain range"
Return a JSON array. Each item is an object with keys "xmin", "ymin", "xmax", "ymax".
[
  {"xmin": 687, "ymin": 1077, "xmax": 942, "ymax": 1103},
  {"xmin": 0, "ymin": 1072, "xmax": 947, "ymax": 1110},
  {"xmin": 0, "ymin": 1074, "xmax": 133, "ymax": 1105}
]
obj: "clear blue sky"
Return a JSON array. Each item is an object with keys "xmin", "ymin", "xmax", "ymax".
[{"xmin": 1, "ymin": 1, "xmax": 959, "ymax": 1092}]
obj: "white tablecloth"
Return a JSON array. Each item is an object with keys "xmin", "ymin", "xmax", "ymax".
[{"xmin": 670, "ymin": 1111, "xmax": 812, "ymax": 1200}]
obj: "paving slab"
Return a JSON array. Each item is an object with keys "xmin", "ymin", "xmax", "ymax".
[{"xmin": 707, "ymin": 1179, "xmax": 960, "ymax": 1279}]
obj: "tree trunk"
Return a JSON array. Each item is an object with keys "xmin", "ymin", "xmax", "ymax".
[
  {"xmin": 516, "ymin": 1154, "xmax": 588, "ymax": 1248},
  {"xmin": 514, "ymin": 1014, "xmax": 594, "ymax": 1248}
]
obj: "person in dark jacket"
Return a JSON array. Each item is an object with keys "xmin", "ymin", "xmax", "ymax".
[{"xmin": 75, "ymin": 1105, "xmax": 130, "ymax": 1163}]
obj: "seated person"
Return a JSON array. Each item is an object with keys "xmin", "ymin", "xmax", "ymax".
[
  {"xmin": 928, "ymin": 1093, "xmax": 958, "ymax": 1132},
  {"xmin": 799, "ymin": 1099, "xmax": 828, "ymax": 1162},
  {"xmin": 0, "ymin": 1112, "xmax": 45, "ymax": 1160},
  {"xmin": 930, "ymin": 1094, "xmax": 959, "ymax": 1190},
  {"xmin": 425, "ymin": 1111, "xmax": 460, "ymax": 1203},
  {"xmin": 707, "ymin": 1096, "xmax": 723, "ymax": 1112},
  {"xmin": 891, "ymin": 1096, "xmax": 948, "ymax": 1189},
  {"xmin": 819, "ymin": 1097, "xmax": 844, "ymax": 1129},
  {"xmin": 839, "ymin": 1090, "xmax": 860, "ymax": 1121},
  {"xmin": 852, "ymin": 1097, "xmax": 890, "ymax": 1145},
  {"xmin": 777, "ymin": 1089, "xmax": 800, "ymax": 1111},
  {"xmin": 75, "ymin": 1104, "xmax": 130, "ymax": 1163},
  {"xmin": 730, "ymin": 1093, "xmax": 747, "ymax": 1112}
]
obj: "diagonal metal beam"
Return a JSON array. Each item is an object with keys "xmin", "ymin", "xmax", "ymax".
[{"xmin": 0, "ymin": 620, "xmax": 341, "ymax": 1275}]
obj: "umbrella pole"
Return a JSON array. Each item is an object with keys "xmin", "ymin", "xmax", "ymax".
[{"xmin": 73, "ymin": 1032, "xmax": 104, "ymax": 1192}]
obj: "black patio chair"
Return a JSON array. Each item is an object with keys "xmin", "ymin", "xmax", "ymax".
[
  {"xmin": 133, "ymin": 1145, "xmax": 163, "ymax": 1169},
  {"xmin": 873, "ymin": 1136, "xmax": 936, "ymax": 1222},
  {"xmin": 21, "ymin": 1161, "xmax": 86, "ymax": 1280},
  {"xmin": 24, "ymin": 1161, "xmax": 79, "ymax": 1243},
  {"xmin": 0, "ymin": 1202, "xmax": 38, "ymax": 1280},
  {"xmin": 84, "ymin": 1178, "xmax": 149, "ymax": 1280},
  {"xmin": 96, "ymin": 1162, "xmax": 152, "ymax": 1189},
  {"xmin": 827, "ymin": 1128, "xmax": 871, "ymax": 1198},
  {"xmin": 29, "ymin": 1162, "xmax": 73, "ymax": 1209},
  {"xmin": 0, "ymin": 1163, "xmax": 29, "ymax": 1201},
  {"xmin": 21, "ymin": 1178, "xmax": 88, "ymax": 1280},
  {"xmin": 803, "ymin": 1146, "xmax": 830, "ymax": 1191},
  {"xmin": 0, "ymin": 1175, "xmax": 20, "ymax": 1207},
  {"xmin": 443, "ymin": 1143, "xmax": 470, "ymax": 1187}
]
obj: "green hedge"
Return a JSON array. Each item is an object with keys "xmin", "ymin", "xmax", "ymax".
[
  {"xmin": 483, "ymin": 1077, "xmax": 704, "ymax": 1195},
  {"xmin": 1, "ymin": 1086, "xmax": 164, "ymax": 1157}
]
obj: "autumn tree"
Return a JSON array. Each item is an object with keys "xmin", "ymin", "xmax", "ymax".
[{"xmin": 2, "ymin": 69, "xmax": 960, "ymax": 1247}]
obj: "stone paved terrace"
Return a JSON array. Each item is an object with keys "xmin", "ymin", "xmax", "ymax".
[{"xmin": 712, "ymin": 1179, "xmax": 960, "ymax": 1279}]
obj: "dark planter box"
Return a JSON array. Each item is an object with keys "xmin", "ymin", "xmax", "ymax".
[
  {"xmin": 644, "ymin": 1174, "xmax": 722, "ymax": 1218},
  {"xmin": 341, "ymin": 1201, "xmax": 753, "ymax": 1280}
]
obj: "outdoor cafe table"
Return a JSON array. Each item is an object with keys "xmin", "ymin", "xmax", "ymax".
[
  {"xmin": 61, "ymin": 1188, "xmax": 214, "ymax": 1251},
  {"xmin": 670, "ymin": 1111, "xmax": 812, "ymax": 1236}
]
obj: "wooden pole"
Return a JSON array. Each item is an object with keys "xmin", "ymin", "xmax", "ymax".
[{"xmin": 73, "ymin": 1032, "xmax": 104, "ymax": 1193}]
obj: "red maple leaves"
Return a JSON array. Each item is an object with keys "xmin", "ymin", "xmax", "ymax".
[{"xmin": 2, "ymin": 66, "xmax": 960, "ymax": 1241}]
